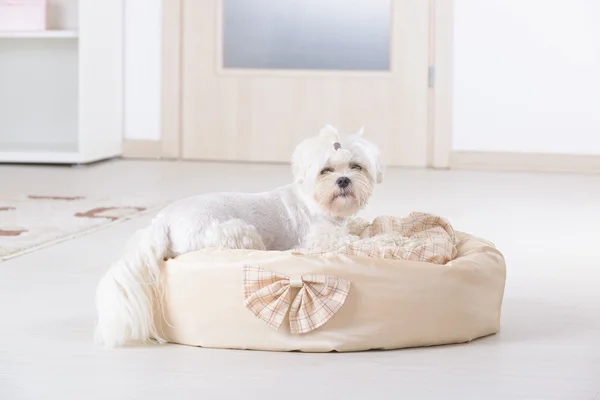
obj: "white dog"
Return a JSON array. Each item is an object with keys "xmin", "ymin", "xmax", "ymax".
[{"xmin": 94, "ymin": 125, "xmax": 383, "ymax": 347}]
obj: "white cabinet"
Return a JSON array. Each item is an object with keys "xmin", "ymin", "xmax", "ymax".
[{"xmin": 0, "ymin": 0, "xmax": 123, "ymax": 164}]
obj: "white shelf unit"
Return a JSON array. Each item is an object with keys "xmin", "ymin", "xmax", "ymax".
[
  {"xmin": 0, "ymin": 30, "xmax": 78, "ymax": 38},
  {"xmin": 0, "ymin": 0, "xmax": 124, "ymax": 164}
]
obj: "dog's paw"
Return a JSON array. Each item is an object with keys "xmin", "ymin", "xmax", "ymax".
[{"xmin": 302, "ymin": 220, "xmax": 354, "ymax": 251}]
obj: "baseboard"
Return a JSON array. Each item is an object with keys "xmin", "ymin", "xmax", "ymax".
[
  {"xmin": 122, "ymin": 140, "xmax": 163, "ymax": 159},
  {"xmin": 451, "ymin": 151, "xmax": 600, "ymax": 174}
]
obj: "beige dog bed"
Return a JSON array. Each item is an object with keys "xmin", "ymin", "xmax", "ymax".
[{"xmin": 155, "ymin": 214, "xmax": 506, "ymax": 352}]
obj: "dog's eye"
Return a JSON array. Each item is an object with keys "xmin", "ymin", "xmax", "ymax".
[
  {"xmin": 320, "ymin": 167, "xmax": 334, "ymax": 175},
  {"xmin": 350, "ymin": 164, "xmax": 363, "ymax": 171}
]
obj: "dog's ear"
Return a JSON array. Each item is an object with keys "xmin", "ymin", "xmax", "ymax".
[
  {"xmin": 320, "ymin": 124, "xmax": 338, "ymax": 135},
  {"xmin": 291, "ymin": 140, "xmax": 310, "ymax": 182},
  {"xmin": 372, "ymin": 142, "xmax": 384, "ymax": 184},
  {"xmin": 319, "ymin": 124, "xmax": 340, "ymax": 142},
  {"xmin": 359, "ymin": 127, "xmax": 383, "ymax": 183},
  {"xmin": 375, "ymin": 159, "xmax": 384, "ymax": 184},
  {"xmin": 347, "ymin": 128, "xmax": 384, "ymax": 184},
  {"xmin": 291, "ymin": 158, "xmax": 306, "ymax": 183}
]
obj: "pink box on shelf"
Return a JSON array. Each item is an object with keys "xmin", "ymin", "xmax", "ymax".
[{"xmin": 0, "ymin": 0, "xmax": 47, "ymax": 31}]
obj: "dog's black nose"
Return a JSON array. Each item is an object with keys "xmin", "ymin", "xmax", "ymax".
[{"xmin": 336, "ymin": 177, "xmax": 351, "ymax": 188}]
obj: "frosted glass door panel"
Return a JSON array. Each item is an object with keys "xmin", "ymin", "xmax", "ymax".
[{"xmin": 222, "ymin": 0, "xmax": 391, "ymax": 71}]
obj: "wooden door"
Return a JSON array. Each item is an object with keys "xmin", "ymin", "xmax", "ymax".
[{"xmin": 181, "ymin": 0, "xmax": 430, "ymax": 166}]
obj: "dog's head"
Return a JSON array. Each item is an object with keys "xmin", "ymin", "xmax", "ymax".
[{"xmin": 292, "ymin": 125, "xmax": 383, "ymax": 218}]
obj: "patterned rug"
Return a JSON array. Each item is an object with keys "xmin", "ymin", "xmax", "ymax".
[{"xmin": 0, "ymin": 195, "xmax": 165, "ymax": 261}]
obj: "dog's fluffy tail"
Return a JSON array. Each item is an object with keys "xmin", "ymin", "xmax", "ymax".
[{"xmin": 94, "ymin": 219, "xmax": 170, "ymax": 347}]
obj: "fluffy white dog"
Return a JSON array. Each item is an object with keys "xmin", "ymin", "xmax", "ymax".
[{"xmin": 94, "ymin": 125, "xmax": 383, "ymax": 347}]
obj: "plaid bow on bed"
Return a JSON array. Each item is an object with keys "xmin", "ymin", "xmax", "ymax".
[{"xmin": 243, "ymin": 266, "xmax": 351, "ymax": 334}]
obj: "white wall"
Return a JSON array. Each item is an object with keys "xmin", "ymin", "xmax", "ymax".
[
  {"xmin": 453, "ymin": 0, "xmax": 600, "ymax": 155},
  {"xmin": 124, "ymin": 0, "xmax": 162, "ymax": 141}
]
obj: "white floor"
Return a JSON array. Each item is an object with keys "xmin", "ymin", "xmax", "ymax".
[{"xmin": 1, "ymin": 159, "xmax": 599, "ymax": 400}]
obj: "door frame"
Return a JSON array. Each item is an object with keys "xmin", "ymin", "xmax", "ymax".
[
  {"xmin": 158, "ymin": 0, "xmax": 182, "ymax": 158},
  {"xmin": 429, "ymin": 0, "xmax": 453, "ymax": 169},
  {"xmin": 158, "ymin": 0, "xmax": 454, "ymax": 167}
]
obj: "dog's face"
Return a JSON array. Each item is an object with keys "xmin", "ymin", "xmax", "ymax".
[{"xmin": 292, "ymin": 125, "xmax": 383, "ymax": 218}]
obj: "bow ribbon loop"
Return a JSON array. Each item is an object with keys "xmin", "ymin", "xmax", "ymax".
[{"xmin": 243, "ymin": 266, "xmax": 351, "ymax": 334}]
